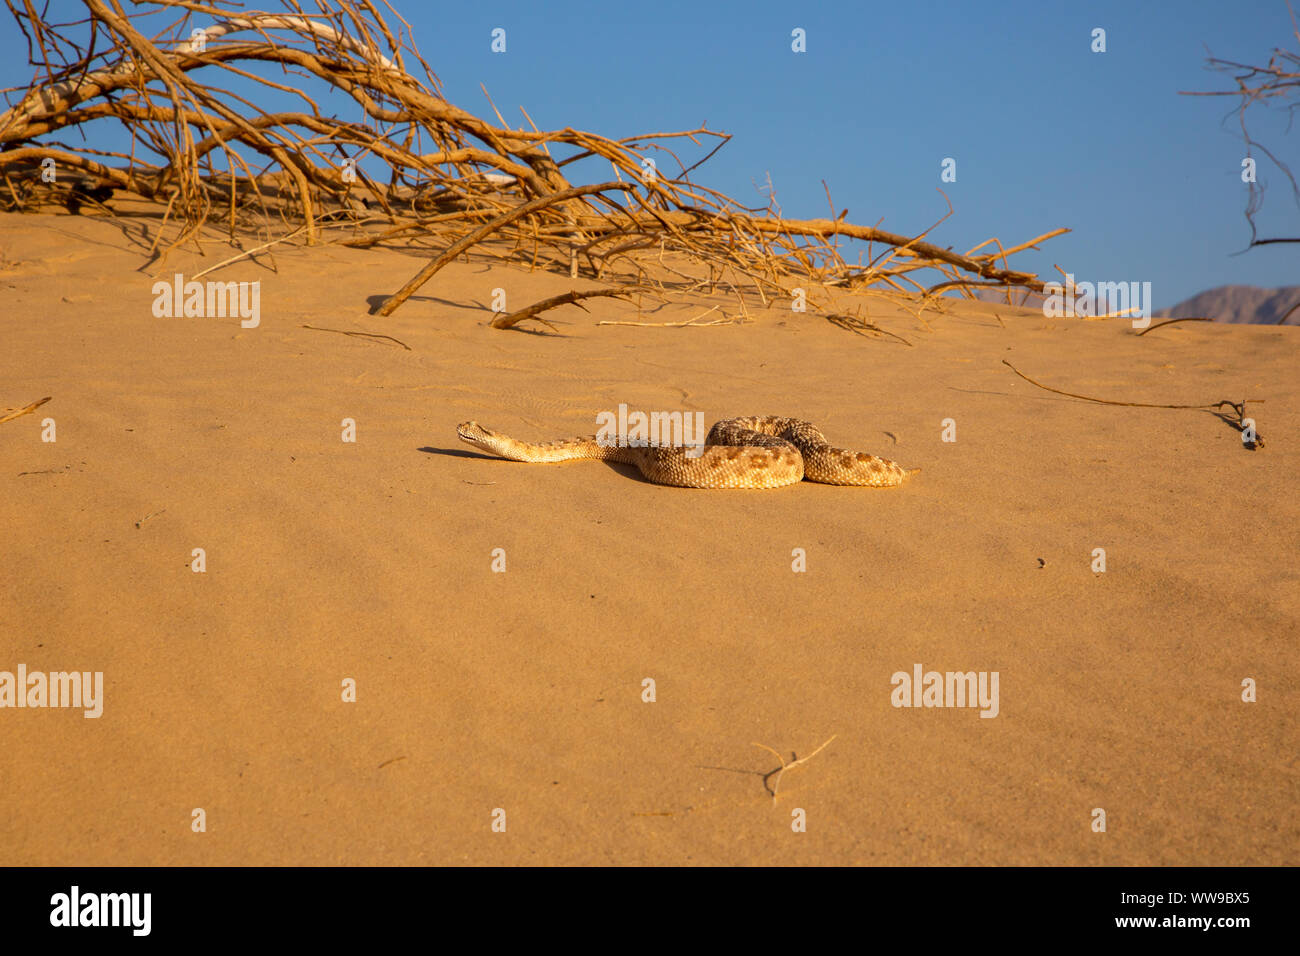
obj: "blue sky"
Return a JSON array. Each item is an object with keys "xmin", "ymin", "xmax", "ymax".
[{"xmin": 4, "ymin": 0, "xmax": 1297, "ymax": 306}]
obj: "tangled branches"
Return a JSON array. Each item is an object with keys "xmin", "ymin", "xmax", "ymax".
[
  {"xmin": 0, "ymin": 0, "xmax": 1069, "ymax": 327},
  {"xmin": 1180, "ymin": 2, "xmax": 1300, "ymax": 248}
]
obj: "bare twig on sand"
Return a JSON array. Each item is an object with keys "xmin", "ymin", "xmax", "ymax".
[
  {"xmin": 0, "ymin": 396, "xmax": 51, "ymax": 424},
  {"xmin": 191, "ymin": 227, "xmax": 306, "ymax": 281},
  {"xmin": 596, "ymin": 305, "xmax": 737, "ymax": 327},
  {"xmin": 752, "ymin": 735, "xmax": 837, "ymax": 802},
  {"xmin": 1002, "ymin": 360, "xmax": 1266, "ymax": 447},
  {"xmin": 824, "ymin": 312, "xmax": 913, "ymax": 346},
  {"xmin": 134, "ymin": 509, "xmax": 166, "ymax": 528},
  {"xmin": 1135, "ymin": 316, "xmax": 1214, "ymax": 336},
  {"xmin": 490, "ymin": 287, "xmax": 638, "ymax": 330}
]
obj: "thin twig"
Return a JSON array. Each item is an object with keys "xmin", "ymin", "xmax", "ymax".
[
  {"xmin": 0, "ymin": 396, "xmax": 51, "ymax": 424},
  {"xmin": 1002, "ymin": 360, "xmax": 1265, "ymax": 446},
  {"xmin": 191, "ymin": 225, "xmax": 305, "ymax": 280},
  {"xmin": 596, "ymin": 308, "xmax": 735, "ymax": 328},
  {"xmin": 1135, "ymin": 316, "xmax": 1213, "ymax": 336},
  {"xmin": 489, "ymin": 287, "xmax": 637, "ymax": 330},
  {"xmin": 752, "ymin": 735, "xmax": 837, "ymax": 802},
  {"xmin": 824, "ymin": 312, "xmax": 913, "ymax": 346},
  {"xmin": 134, "ymin": 508, "xmax": 166, "ymax": 528}
]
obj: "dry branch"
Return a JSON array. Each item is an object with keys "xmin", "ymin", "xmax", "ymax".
[
  {"xmin": 0, "ymin": 0, "xmax": 1070, "ymax": 327},
  {"xmin": 0, "ymin": 396, "xmax": 51, "ymax": 424},
  {"xmin": 374, "ymin": 182, "xmax": 636, "ymax": 316},
  {"xmin": 489, "ymin": 287, "xmax": 638, "ymax": 330}
]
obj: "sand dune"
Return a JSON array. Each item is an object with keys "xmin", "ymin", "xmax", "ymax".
[{"xmin": 1, "ymin": 210, "xmax": 1296, "ymax": 865}]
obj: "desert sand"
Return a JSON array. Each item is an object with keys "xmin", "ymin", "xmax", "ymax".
[{"xmin": 1, "ymin": 209, "xmax": 1296, "ymax": 865}]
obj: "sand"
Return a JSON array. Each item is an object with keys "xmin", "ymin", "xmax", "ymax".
[{"xmin": 1, "ymin": 209, "xmax": 1296, "ymax": 865}]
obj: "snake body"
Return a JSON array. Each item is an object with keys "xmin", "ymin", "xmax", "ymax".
[{"xmin": 456, "ymin": 416, "xmax": 916, "ymax": 489}]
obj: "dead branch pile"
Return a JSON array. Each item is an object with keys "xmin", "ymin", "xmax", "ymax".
[{"xmin": 0, "ymin": 0, "xmax": 1069, "ymax": 326}]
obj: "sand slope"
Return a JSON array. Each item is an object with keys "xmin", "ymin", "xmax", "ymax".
[{"xmin": 1, "ymin": 211, "xmax": 1296, "ymax": 864}]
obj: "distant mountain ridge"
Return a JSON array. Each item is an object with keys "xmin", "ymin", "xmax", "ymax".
[
  {"xmin": 1154, "ymin": 285, "xmax": 1300, "ymax": 325},
  {"xmin": 969, "ymin": 284, "xmax": 1300, "ymax": 324}
]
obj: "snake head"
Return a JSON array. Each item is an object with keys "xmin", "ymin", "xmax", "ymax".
[{"xmin": 456, "ymin": 421, "xmax": 489, "ymax": 446}]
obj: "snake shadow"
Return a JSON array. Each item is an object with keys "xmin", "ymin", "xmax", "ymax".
[
  {"xmin": 420, "ymin": 445, "xmax": 492, "ymax": 460},
  {"xmin": 417, "ymin": 446, "xmax": 657, "ymax": 483}
]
